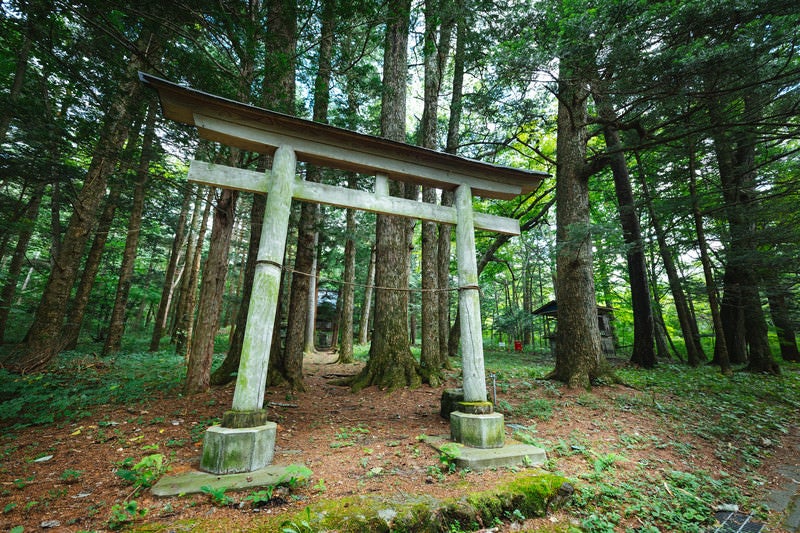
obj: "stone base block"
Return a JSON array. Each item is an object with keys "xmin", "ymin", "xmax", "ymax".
[
  {"xmin": 440, "ymin": 388, "xmax": 464, "ymax": 419},
  {"xmin": 450, "ymin": 411, "xmax": 504, "ymax": 449},
  {"xmin": 200, "ymin": 423, "xmax": 277, "ymax": 475}
]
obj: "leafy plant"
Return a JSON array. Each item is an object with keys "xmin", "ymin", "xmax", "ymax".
[
  {"xmin": 107, "ymin": 500, "xmax": 148, "ymax": 530},
  {"xmin": 439, "ymin": 443, "xmax": 461, "ymax": 473},
  {"xmin": 281, "ymin": 506, "xmax": 315, "ymax": 533},
  {"xmin": 60, "ymin": 469, "xmax": 83, "ymax": 483},
  {"xmin": 201, "ymin": 485, "xmax": 234, "ymax": 506},
  {"xmin": 244, "ymin": 487, "xmax": 275, "ymax": 507},
  {"xmin": 114, "ymin": 453, "xmax": 167, "ymax": 492}
]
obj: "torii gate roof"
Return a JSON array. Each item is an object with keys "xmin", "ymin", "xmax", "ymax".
[{"xmin": 139, "ymin": 73, "xmax": 547, "ymax": 200}]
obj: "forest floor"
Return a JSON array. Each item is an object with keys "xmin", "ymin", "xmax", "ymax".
[{"xmin": 1, "ymin": 348, "xmax": 798, "ymax": 532}]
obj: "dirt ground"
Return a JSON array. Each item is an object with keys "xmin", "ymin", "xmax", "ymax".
[{"xmin": 1, "ymin": 351, "xmax": 796, "ymax": 532}]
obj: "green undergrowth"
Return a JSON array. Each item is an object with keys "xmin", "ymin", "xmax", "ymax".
[
  {"xmin": 478, "ymin": 349, "xmax": 799, "ymax": 531},
  {"xmin": 0, "ymin": 349, "xmax": 189, "ymax": 431}
]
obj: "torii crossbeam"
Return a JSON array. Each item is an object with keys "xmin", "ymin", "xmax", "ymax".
[{"xmin": 141, "ymin": 73, "xmax": 548, "ymax": 475}]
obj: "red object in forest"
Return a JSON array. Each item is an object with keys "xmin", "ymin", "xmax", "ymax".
[{"xmin": 514, "ymin": 340, "xmax": 522, "ymax": 352}]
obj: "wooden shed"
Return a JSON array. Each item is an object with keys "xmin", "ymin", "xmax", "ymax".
[{"xmin": 532, "ymin": 300, "xmax": 616, "ymax": 356}]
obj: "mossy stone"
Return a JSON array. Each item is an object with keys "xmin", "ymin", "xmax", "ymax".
[
  {"xmin": 450, "ymin": 412, "xmax": 505, "ymax": 448},
  {"xmin": 457, "ymin": 401, "xmax": 494, "ymax": 414},
  {"xmin": 222, "ymin": 409, "xmax": 269, "ymax": 428}
]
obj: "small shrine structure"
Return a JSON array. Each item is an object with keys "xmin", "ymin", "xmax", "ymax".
[{"xmin": 141, "ymin": 73, "xmax": 548, "ymax": 476}]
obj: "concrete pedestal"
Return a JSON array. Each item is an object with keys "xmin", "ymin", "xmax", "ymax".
[
  {"xmin": 200, "ymin": 423, "xmax": 277, "ymax": 475},
  {"xmin": 450, "ymin": 411, "xmax": 505, "ymax": 449}
]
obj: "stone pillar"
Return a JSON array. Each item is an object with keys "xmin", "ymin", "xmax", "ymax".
[
  {"xmin": 454, "ymin": 184, "xmax": 487, "ymax": 403},
  {"xmin": 452, "ymin": 184, "xmax": 504, "ymax": 449},
  {"xmin": 200, "ymin": 145, "xmax": 296, "ymax": 474},
  {"xmin": 231, "ymin": 145, "xmax": 297, "ymax": 412}
]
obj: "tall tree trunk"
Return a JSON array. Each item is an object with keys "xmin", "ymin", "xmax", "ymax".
[
  {"xmin": 709, "ymin": 96, "xmax": 778, "ymax": 374},
  {"xmin": 548, "ymin": 48, "xmax": 606, "ymax": 388},
  {"xmin": 260, "ymin": 0, "xmax": 300, "ymax": 387},
  {"xmin": 149, "ymin": 184, "xmax": 193, "ymax": 351},
  {"xmin": 212, "ymin": 0, "xmax": 295, "ymax": 385},
  {"xmin": 338, "ymin": 178, "xmax": 358, "ymax": 363},
  {"xmin": 767, "ymin": 288, "xmax": 799, "ymax": 362},
  {"xmin": 5, "ymin": 60, "xmax": 150, "ymax": 373},
  {"xmin": 184, "ymin": 187, "xmax": 238, "ymax": 393},
  {"xmin": 104, "ymin": 103, "xmax": 157, "ymax": 354},
  {"xmin": 351, "ymin": 0, "xmax": 421, "ymax": 391},
  {"xmin": 280, "ymin": 198, "xmax": 317, "ymax": 390},
  {"xmin": 0, "ymin": 29, "xmax": 32, "ymax": 144},
  {"xmin": 60, "ymin": 180, "xmax": 124, "ymax": 350},
  {"xmin": 174, "ymin": 188, "xmax": 212, "ymax": 356},
  {"xmin": 635, "ymin": 152, "xmax": 706, "ymax": 365},
  {"xmin": 688, "ymin": 145, "xmax": 731, "ymax": 376},
  {"xmin": 211, "ymin": 192, "xmax": 265, "ymax": 385},
  {"xmin": 282, "ymin": 3, "xmax": 332, "ymax": 379},
  {"xmin": 417, "ymin": 0, "xmax": 452, "ymax": 384},
  {"xmin": 304, "ymin": 232, "xmax": 319, "ymax": 353},
  {"xmin": 0, "ymin": 184, "xmax": 45, "ymax": 341},
  {"xmin": 358, "ymin": 244, "xmax": 376, "ymax": 345},
  {"xmin": 440, "ymin": 3, "xmax": 464, "ymax": 358},
  {"xmin": 594, "ymin": 93, "xmax": 654, "ymax": 368}
]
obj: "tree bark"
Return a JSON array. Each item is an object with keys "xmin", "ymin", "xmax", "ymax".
[
  {"xmin": 688, "ymin": 145, "xmax": 731, "ymax": 375},
  {"xmin": 351, "ymin": 0, "xmax": 421, "ymax": 391},
  {"xmin": 417, "ymin": 0, "xmax": 453, "ymax": 384},
  {"xmin": 635, "ymin": 153, "xmax": 706, "ymax": 365},
  {"xmin": 5, "ymin": 61, "xmax": 149, "ymax": 373},
  {"xmin": 184, "ymin": 187, "xmax": 238, "ymax": 394},
  {"xmin": 304, "ymin": 232, "xmax": 319, "ymax": 353},
  {"xmin": 0, "ymin": 28, "xmax": 32, "ymax": 144},
  {"xmin": 149, "ymin": 184, "xmax": 193, "ymax": 351},
  {"xmin": 104, "ymin": 103, "xmax": 157, "ymax": 354},
  {"xmin": 548, "ymin": 49, "xmax": 607, "ymax": 388},
  {"xmin": 280, "ymin": 199, "xmax": 317, "ymax": 390},
  {"xmin": 358, "ymin": 245, "xmax": 376, "ymax": 345},
  {"xmin": 60, "ymin": 181, "xmax": 123, "ymax": 350},
  {"xmin": 211, "ymin": 192, "xmax": 264, "ymax": 385},
  {"xmin": 439, "ymin": 4, "xmax": 464, "ymax": 359},
  {"xmin": 338, "ymin": 177, "xmax": 358, "ymax": 364},
  {"xmin": 767, "ymin": 289, "xmax": 799, "ymax": 362},
  {"xmin": 594, "ymin": 93, "xmax": 655, "ymax": 368},
  {"xmin": 174, "ymin": 188, "xmax": 212, "ymax": 356},
  {"xmin": 709, "ymin": 95, "xmax": 779, "ymax": 374},
  {"xmin": 0, "ymin": 183, "xmax": 44, "ymax": 342}
]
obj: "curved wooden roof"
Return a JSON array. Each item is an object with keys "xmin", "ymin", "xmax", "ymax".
[{"xmin": 140, "ymin": 73, "xmax": 547, "ymax": 200}]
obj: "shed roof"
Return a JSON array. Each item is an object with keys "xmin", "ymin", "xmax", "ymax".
[
  {"xmin": 139, "ymin": 73, "xmax": 547, "ymax": 200},
  {"xmin": 532, "ymin": 300, "xmax": 615, "ymax": 317}
]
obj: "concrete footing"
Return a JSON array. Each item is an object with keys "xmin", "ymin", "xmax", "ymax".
[
  {"xmin": 427, "ymin": 435, "xmax": 547, "ymax": 471},
  {"xmin": 451, "ymin": 411, "xmax": 505, "ymax": 448},
  {"xmin": 200, "ymin": 423, "xmax": 277, "ymax": 475}
]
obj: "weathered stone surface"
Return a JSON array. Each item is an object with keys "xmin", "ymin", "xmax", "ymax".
[
  {"xmin": 426, "ymin": 435, "xmax": 548, "ymax": 471},
  {"xmin": 457, "ymin": 401, "xmax": 494, "ymax": 415},
  {"xmin": 222, "ymin": 409, "xmax": 269, "ymax": 428},
  {"xmin": 440, "ymin": 388, "xmax": 464, "ymax": 419},
  {"xmin": 450, "ymin": 411, "xmax": 505, "ymax": 449},
  {"xmin": 151, "ymin": 463, "xmax": 311, "ymax": 497},
  {"xmin": 200, "ymin": 423, "xmax": 276, "ymax": 474}
]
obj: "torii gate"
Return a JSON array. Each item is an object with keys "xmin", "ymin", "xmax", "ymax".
[{"xmin": 141, "ymin": 73, "xmax": 548, "ymax": 475}]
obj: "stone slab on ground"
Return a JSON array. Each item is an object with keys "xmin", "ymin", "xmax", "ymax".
[
  {"xmin": 151, "ymin": 463, "xmax": 309, "ymax": 497},
  {"xmin": 426, "ymin": 435, "xmax": 546, "ymax": 471},
  {"xmin": 765, "ymin": 464, "xmax": 800, "ymax": 532},
  {"xmin": 764, "ymin": 425, "xmax": 800, "ymax": 533}
]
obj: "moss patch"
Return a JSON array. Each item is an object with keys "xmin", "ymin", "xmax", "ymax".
[{"xmin": 213, "ymin": 471, "xmax": 570, "ymax": 532}]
